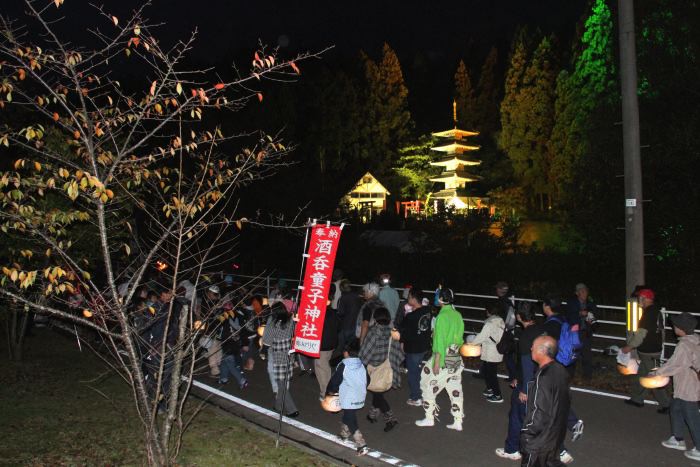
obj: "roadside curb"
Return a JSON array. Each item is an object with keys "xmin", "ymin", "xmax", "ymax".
[{"xmin": 190, "ymin": 379, "xmax": 420, "ymax": 467}]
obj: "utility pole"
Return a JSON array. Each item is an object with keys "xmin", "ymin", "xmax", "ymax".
[{"xmin": 618, "ymin": 0, "xmax": 644, "ymax": 296}]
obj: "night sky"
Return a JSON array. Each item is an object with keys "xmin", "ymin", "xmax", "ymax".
[{"xmin": 4, "ymin": 0, "xmax": 588, "ymax": 128}]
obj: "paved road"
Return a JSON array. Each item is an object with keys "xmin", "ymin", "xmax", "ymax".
[{"xmin": 199, "ymin": 361, "xmax": 699, "ymax": 467}]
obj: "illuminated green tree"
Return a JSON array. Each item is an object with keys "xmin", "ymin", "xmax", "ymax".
[
  {"xmin": 500, "ymin": 35, "xmax": 558, "ymax": 208},
  {"xmin": 475, "ymin": 46, "xmax": 500, "ymax": 136},
  {"xmin": 499, "ymin": 28, "xmax": 530, "ymax": 155},
  {"xmin": 549, "ymin": 0, "xmax": 615, "ymax": 200},
  {"xmin": 454, "ymin": 60, "xmax": 478, "ymax": 129},
  {"xmin": 360, "ymin": 43, "xmax": 412, "ymax": 172}
]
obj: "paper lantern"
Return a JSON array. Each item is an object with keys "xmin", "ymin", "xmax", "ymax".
[
  {"xmin": 257, "ymin": 325, "xmax": 265, "ymax": 337},
  {"xmin": 460, "ymin": 343, "xmax": 481, "ymax": 358},
  {"xmin": 617, "ymin": 363, "xmax": 637, "ymax": 376},
  {"xmin": 391, "ymin": 329, "xmax": 401, "ymax": 341},
  {"xmin": 639, "ymin": 375, "xmax": 670, "ymax": 389},
  {"xmin": 193, "ymin": 320, "xmax": 204, "ymax": 330},
  {"xmin": 82, "ymin": 309, "xmax": 93, "ymax": 318},
  {"xmin": 321, "ymin": 394, "xmax": 341, "ymax": 413}
]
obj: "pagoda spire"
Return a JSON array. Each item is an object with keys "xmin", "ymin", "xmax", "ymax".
[{"xmin": 453, "ymin": 99, "xmax": 457, "ymax": 128}]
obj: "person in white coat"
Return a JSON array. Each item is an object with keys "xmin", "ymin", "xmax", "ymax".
[{"xmin": 471, "ymin": 306, "xmax": 505, "ymax": 403}]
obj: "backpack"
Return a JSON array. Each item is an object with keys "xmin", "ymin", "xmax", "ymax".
[
  {"xmin": 492, "ymin": 328, "xmax": 515, "ymax": 355},
  {"xmin": 549, "ymin": 316, "xmax": 581, "ymax": 366}
]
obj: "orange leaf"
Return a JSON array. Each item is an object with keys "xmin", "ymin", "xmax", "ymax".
[
  {"xmin": 257, "ymin": 93, "xmax": 263, "ymax": 103},
  {"xmin": 53, "ymin": 112, "xmax": 59, "ymax": 122},
  {"xmin": 290, "ymin": 61, "xmax": 300, "ymax": 75},
  {"xmin": 214, "ymin": 83, "xmax": 225, "ymax": 90},
  {"xmin": 150, "ymin": 80, "xmax": 157, "ymax": 96},
  {"xmin": 112, "ymin": 15, "xmax": 118, "ymax": 26},
  {"xmin": 254, "ymin": 52, "xmax": 261, "ymax": 61},
  {"xmin": 18, "ymin": 68, "xmax": 26, "ymax": 80},
  {"xmin": 73, "ymin": 130, "xmax": 80, "ymax": 139},
  {"xmin": 191, "ymin": 88, "xmax": 197, "ymax": 98}
]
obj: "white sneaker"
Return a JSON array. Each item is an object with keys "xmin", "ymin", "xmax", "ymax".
[
  {"xmin": 571, "ymin": 419, "xmax": 584, "ymax": 442},
  {"xmin": 446, "ymin": 421, "xmax": 462, "ymax": 431},
  {"xmin": 685, "ymin": 448, "xmax": 700, "ymax": 460},
  {"xmin": 662, "ymin": 436, "xmax": 687, "ymax": 451},
  {"xmin": 559, "ymin": 450, "xmax": 574, "ymax": 464},
  {"xmin": 406, "ymin": 398, "xmax": 423, "ymax": 407},
  {"xmin": 415, "ymin": 418, "xmax": 435, "ymax": 427},
  {"xmin": 495, "ymin": 448, "xmax": 522, "ymax": 460}
]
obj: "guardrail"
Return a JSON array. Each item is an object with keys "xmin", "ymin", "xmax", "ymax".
[{"xmin": 230, "ymin": 272, "xmax": 697, "ymax": 361}]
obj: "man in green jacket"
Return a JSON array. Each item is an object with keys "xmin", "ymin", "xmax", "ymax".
[{"xmin": 416, "ymin": 288, "xmax": 465, "ymax": 431}]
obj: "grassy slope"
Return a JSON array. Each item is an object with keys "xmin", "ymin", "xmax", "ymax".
[{"xmin": 0, "ymin": 328, "xmax": 330, "ymax": 466}]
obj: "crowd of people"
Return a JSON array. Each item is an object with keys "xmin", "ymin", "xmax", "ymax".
[{"xmin": 123, "ymin": 272, "xmax": 700, "ymax": 466}]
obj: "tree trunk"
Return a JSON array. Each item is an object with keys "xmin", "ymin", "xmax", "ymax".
[{"xmin": 6, "ymin": 299, "xmax": 28, "ymax": 362}]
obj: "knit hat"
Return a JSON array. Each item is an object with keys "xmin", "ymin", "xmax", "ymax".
[
  {"xmin": 637, "ymin": 289, "xmax": 655, "ymax": 301},
  {"xmin": 575, "ymin": 283, "xmax": 588, "ymax": 292},
  {"xmin": 672, "ymin": 312, "xmax": 697, "ymax": 335}
]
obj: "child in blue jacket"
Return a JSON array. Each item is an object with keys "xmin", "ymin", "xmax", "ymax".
[{"xmin": 326, "ymin": 338, "xmax": 368, "ymax": 455}]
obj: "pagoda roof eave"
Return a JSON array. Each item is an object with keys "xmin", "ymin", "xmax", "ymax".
[
  {"xmin": 430, "ymin": 156, "xmax": 481, "ymax": 167},
  {"xmin": 431, "ymin": 143, "xmax": 481, "ymax": 153},
  {"xmin": 432, "ymin": 128, "xmax": 480, "ymax": 138}
]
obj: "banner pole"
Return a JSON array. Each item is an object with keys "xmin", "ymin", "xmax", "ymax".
[{"xmin": 275, "ymin": 219, "xmax": 313, "ymax": 448}]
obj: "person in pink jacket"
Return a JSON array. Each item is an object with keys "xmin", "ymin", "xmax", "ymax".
[{"xmin": 655, "ymin": 312, "xmax": 700, "ymax": 461}]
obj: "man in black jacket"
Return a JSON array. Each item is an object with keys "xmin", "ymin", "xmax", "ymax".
[
  {"xmin": 399, "ymin": 286, "xmax": 432, "ymax": 406},
  {"xmin": 621, "ymin": 288, "xmax": 671, "ymax": 412},
  {"xmin": 521, "ymin": 335, "xmax": 570, "ymax": 467}
]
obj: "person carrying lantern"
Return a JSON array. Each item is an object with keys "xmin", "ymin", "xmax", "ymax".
[
  {"xmin": 415, "ymin": 287, "xmax": 465, "ymax": 431},
  {"xmin": 326, "ymin": 338, "xmax": 369, "ymax": 456},
  {"xmin": 653, "ymin": 312, "xmax": 700, "ymax": 461},
  {"xmin": 621, "ymin": 287, "xmax": 671, "ymax": 412}
]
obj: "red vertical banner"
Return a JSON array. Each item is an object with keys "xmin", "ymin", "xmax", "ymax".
[{"xmin": 293, "ymin": 224, "xmax": 342, "ymax": 357}]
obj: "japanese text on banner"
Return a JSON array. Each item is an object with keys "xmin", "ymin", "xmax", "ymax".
[{"xmin": 293, "ymin": 225, "xmax": 342, "ymax": 357}]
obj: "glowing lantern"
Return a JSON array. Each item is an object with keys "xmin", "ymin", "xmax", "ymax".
[
  {"xmin": 640, "ymin": 375, "xmax": 670, "ymax": 389},
  {"xmin": 617, "ymin": 363, "xmax": 637, "ymax": 376},
  {"xmin": 257, "ymin": 325, "xmax": 266, "ymax": 337},
  {"xmin": 155, "ymin": 260, "xmax": 168, "ymax": 271},
  {"xmin": 460, "ymin": 343, "xmax": 481, "ymax": 357},
  {"xmin": 321, "ymin": 394, "xmax": 341, "ymax": 413},
  {"xmin": 82, "ymin": 309, "xmax": 93, "ymax": 318},
  {"xmin": 193, "ymin": 320, "xmax": 204, "ymax": 330},
  {"xmin": 262, "ymin": 297, "xmax": 269, "ymax": 306},
  {"xmin": 391, "ymin": 329, "xmax": 401, "ymax": 341}
]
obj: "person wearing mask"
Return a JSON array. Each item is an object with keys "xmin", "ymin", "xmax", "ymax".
[
  {"xmin": 379, "ymin": 273, "xmax": 400, "ymax": 323},
  {"xmin": 358, "ymin": 282, "xmax": 384, "ymax": 343},
  {"xmin": 654, "ymin": 312, "xmax": 700, "ymax": 461},
  {"xmin": 262, "ymin": 302, "xmax": 299, "ymax": 418},
  {"xmin": 621, "ymin": 288, "xmax": 671, "ymax": 412},
  {"xmin": 360, "ymin": 307, "xmax": 402, "ymax": 432},
  {"xmin": 315, "ymin": 284, "xmax": 339, "ymax": 401},
  {"xmin": 471, "ymin": 305, "xmax": 506, "ymax": 403},
  {"xmin": 565, "ymin": 283, "xmax": 598, "ymax": 380},
  {"xmin": 520, "ymin": 336, "xmax": 571, "ymax": 467},
  {"xmin": 415, "ymin": 288, "xmax": 465, "ymax": 431},
  {"xmin": 398, "ymin": 286, "xmax": 432, "ymax": 406},
  {"xmin": 496, "ymin": 303, "xmax": 544, "ymax": 461}
]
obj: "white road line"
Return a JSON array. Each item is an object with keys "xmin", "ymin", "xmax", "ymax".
[
  {"xmin": 191, "ymin": 379, "xmax": 420, "ymax": 467},
  {"xmin": 462, "ymin": 368, "xmax": 660, "ymax": 405}
]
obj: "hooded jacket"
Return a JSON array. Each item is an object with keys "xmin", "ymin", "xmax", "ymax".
[
  {"xmin": 326, "ymin": 357, "xmax": 367, "ymax": 410},
  {"xmin": 471, "ymin": 314, "xmax": 505, "ymax": 363},
  {"xmin": 656, "ymin": 334, "xmax": 700, "ymax": 402},
  {"xmin": 521, "ymin": 360, "xmax": 571, "ymax": 454}
]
